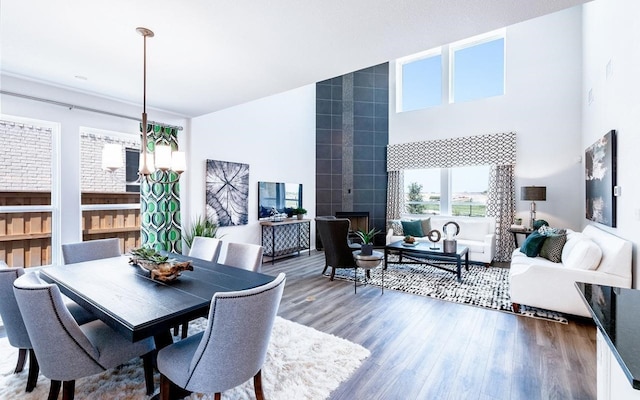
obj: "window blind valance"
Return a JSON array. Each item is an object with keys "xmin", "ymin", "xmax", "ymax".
[{"xmin": 386, "ymin": 132, "xmax": 516, "ymax": 171}]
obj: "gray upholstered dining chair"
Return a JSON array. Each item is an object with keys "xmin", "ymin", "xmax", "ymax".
[
  {"xmin": 189, "ymin": 236, "xmax": 222, "ymax": 263},
  {"xmin": 157, "ymin": 272, "xmax": 286, "ymax": 400},
  {"xmin": 61, "ymin": 237, "xmax": 121, "ymax": 264},
  {"xmin": 0, "ymin": 266, "xmax": 98, "ymax": 393},
  {"xmin": 315, "ymin": 218, "xmax": 360, "ymax": 280},
  {"xmin": 13, "ymin": 272, "xmax": 156, "ymax": 400},
  {"xmin": 221, "ymin": 242, "xmax": 264, "ymax": 272},
  {"xmin": 172, "ymin": 236, "xmax": 223, "ymax": 339}
]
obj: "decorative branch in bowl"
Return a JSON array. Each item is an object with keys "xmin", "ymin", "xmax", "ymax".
[{"xmin": 129, "ymin": 247, "xmax": 193, "ymax": 282}]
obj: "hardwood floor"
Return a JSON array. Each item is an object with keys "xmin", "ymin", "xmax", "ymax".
[{"xmin": 265, "ymin": 251, "xmax": 597, "ymax": 400}]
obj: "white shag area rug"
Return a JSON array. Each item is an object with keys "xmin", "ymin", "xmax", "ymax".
[{"xmin": 0, "ymin": 317, "xmax": 370, "ymax": 400}]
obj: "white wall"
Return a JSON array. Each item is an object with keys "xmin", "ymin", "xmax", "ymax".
[
  {"xmin": 389, "ymin": 7, "xmax": 584, "ymax": 230},
  {"xmin": 0, "ymin": 75, "xmax": 187, "ymax": 262},
  {"xmin": 187, "ymin": 85, "xmax": 316, "ymax": 256},
  {"xmin": 582, "ymin": 0, "xmax": 640, "ymax": 287}
]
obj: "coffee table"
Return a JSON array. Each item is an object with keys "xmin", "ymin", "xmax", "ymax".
[{"xmin": 385, "ymin": 241, "xmax": 469, "ymax": 282}]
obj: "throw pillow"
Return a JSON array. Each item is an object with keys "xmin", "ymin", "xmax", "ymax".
[
  {"xmin": 562, "ymin": 237, "xmax": 602, "ymax": 270},
  {"xmin": 539, "ymin": 234, "xmax": 567, "ymax": 263},
  {"xmin": 533, "ymin": 219, "xmax": 549, "ymax": 230},
  {"xmin": 388, "ymin": 220, "xmax": 404, "ymax": 236},
  {"xmin": 520, "ymin": 231, "xmax": 547, "ymax": 257},
  {"xmin": 401, "ymin": 220, "xmax": 424, "ymax": 237},
  {"xmin": 420, "ymin": 218, "xmax": 431, "ymax": 236}
]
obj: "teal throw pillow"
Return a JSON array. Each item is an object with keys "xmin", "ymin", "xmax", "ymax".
[
  {"xmin": 520, "ymin": 231, "xmax": 547, "ymax": 257},
  {"xmin": 401, "ymin": 220, "xmax": 424, "ymax": 237},
  {"xmin": 533, "ymin": 219, "xmax": 549, "ymax": 230}
]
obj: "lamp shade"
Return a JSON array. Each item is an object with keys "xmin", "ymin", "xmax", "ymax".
[
  {"xmin": 171, "ymin": 151, "xmax": 186, "ymax": 173},
  {"xmin": 521, "ymin": 186, "xmax": 546, "ymax": 201},
  {"xmin": 101, "ymin": 143, "xmax": 123, "ymax": 172}
]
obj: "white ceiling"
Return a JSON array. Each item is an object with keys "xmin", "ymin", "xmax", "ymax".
[{"xmin": 0, "ymin": 0, "xmax": 590, "ymax": 117}]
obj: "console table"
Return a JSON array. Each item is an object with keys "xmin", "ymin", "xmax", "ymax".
[{"xmin": 260, "ymin": 219, "xmax": 311, "ymax": 264}]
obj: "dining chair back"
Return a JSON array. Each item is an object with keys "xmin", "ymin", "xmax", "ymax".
[
  {"xmin": 188, "ymin": 236, "xmax": 222, "ymax": 263},
  {"xmin": 156, "ymin": 273, "xmax": 286, "ymax": 400},
  {"xmin": 61, "ymin": 238, "xmax": 121, "ymax": 264},
  {"xmin": 0, "ymin": 266, "xmax": 39, "ymax": 392},
  {"xmin": 221, "ymin": 242, "xmax": 264, "ymax": 272},
  {"xmin": 13, "ymin": 272, "xmax": 156, "ymax": 400}
]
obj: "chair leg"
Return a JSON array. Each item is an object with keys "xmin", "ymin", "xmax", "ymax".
[
  {"xmin": 15, "ymin": 348, "xmax": 27, "ymax": 373},
  {"xmin": 160, "ymin": 373, "xmax": 191, "ymax": 400},
  {"xmin": 26, "ymin": 349, "xmax": 39, "ymax": 392},
  {"xmin": 512, "ymin": 303, "xmax": 521, "ymax": 313},
  {"xmin": 48, "ymin": 380, "xmax": 61, "ymax": 400},
  {"xmin": 181, "ymin": 321, "xmax": 189, "ymax": 339},
  {"xmin": 214, "ymin": 393, "xmax": 221, "ymax": 400},
  {"xmin": 330, "ymin": 267, "xmax": 336, "ymax": 281},
  {"xmin": 142, "ymin": 352, "xmax": 155, "ymax": 395},
  {"xmin": 322, "ymin": 263, "xmax": 328, "ymax": 274},
  {"xmin": 62, "ymin": 380, "xmax": 75, "ymax": 400},
  {"xmin": 254, "ymin": 369, "xmax": 265, "ymax": 400},
  {"xmin": 159, "ymin": 374, "xmax": 172, "ymax": 400}
]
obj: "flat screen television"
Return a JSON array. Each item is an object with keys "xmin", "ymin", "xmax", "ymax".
[{"xmin": 258, "ymin": 181, "xmax": 303, "ymax": 219}]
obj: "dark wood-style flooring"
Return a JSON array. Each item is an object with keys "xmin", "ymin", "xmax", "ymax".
[{"xmin": 265, "ymin": 251, "xmax": 596, "ymax": 400}]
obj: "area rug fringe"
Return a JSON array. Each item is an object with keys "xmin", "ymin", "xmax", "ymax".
[
  {"xmin": 0, "ymin": 317, "xmax": 370, "ymax": 400},
  {"xmin": 334, "ymin": 260, "xmax": 568, "ymax": 324}
]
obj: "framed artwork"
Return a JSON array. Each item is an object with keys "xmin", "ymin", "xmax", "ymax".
[
  {"xmin": 206, "ymin": 159, "xmax": 249, "ymax": 226},
  {"xmin": 585, "ymin": 130, "xmax": 617, "ymax": 227}
]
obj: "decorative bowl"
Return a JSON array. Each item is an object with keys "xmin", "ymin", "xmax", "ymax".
[{"xmin": 129, "ymin": 258, "xmax": 193, "ymax": 282}]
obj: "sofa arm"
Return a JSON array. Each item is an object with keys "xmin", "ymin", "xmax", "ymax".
[
  {"xmin": 386, "ymin": 229, "xmax": 394, "ymax": 245},
  {"xmin": 483, "ymin": 233, "xmax": 496, "ymax": 259}
]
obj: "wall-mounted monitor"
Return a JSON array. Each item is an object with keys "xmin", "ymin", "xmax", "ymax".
[{"xmin": 258, "ymin": 181, "xmax": 303, "ymax": 219}]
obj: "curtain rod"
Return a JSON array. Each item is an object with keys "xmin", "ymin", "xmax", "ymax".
[{"xmin": 0, "ymin": 90, "xmax": 184, "ymax": 131}]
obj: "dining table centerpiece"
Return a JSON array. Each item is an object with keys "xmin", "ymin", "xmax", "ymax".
[{"xmin": 128, "ymin": 247, "xmax": 193, "ymax": 282}]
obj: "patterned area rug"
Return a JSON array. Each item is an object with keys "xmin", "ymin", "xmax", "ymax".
[
  {"xmin": 334, "ymin": 259, "xmax": 568, "ymax": 324},
  {"xmin": 0, "ymin": 317, "xmax": 370, "ymax": 399}
]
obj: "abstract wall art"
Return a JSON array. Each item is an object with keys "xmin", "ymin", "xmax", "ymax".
[
  {"xmin": 585, "ymin": 130, "xmax": 617, "ymax": 227},
  {"xmin": 206, "ymin": 159, "xmax": 249, "ymax": 226}
]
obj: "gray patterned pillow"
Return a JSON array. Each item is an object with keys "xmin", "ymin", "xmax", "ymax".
[
  {"xmin": 388, "ymin": 220, "xmax": 404, "ymax": 236},
  {"xmin": 539, "ymin": 234, "xmax": 567, "ymax": 263}
]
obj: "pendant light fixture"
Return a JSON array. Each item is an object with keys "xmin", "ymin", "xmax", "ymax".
[{"xmin": 137, "ymin": 27, "xmax": 185, "ymax": 183}]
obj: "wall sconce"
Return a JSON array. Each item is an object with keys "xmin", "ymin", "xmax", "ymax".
[
  {"xmin": 521, "ymin": 186, "xmax": 546, "ymax": 229},
  {"xmin": 101, "ymin": 143, "xmax": 123, "ymax": 172}
]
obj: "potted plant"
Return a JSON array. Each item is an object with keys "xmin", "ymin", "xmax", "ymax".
[
  {"xmin": 183, "ymin": 215, "xmax": 219, "ymax": 250},
  {"xmin": 355, "ymin": 227, "xmax": 381, "ymax": 256},
  {"xmin": 292, "ymin": 207, "xmax": 307, "ymax": 220}
]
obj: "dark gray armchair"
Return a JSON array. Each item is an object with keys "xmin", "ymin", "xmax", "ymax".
[
  {"xmin": 316, "ymin": 218, "xmax": 360, "ymax": 280},
  {"xmin": 13, "ymin": 272, "xmax": 156, "ymax": 400},
  {"xmin": 157, "ymin": 273, "xmax": 286, "ymax": 400}
]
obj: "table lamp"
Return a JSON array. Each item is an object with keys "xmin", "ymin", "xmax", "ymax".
[{"xmin": 521, "ymin": 186, "xmax": 546, "ymax": 229}]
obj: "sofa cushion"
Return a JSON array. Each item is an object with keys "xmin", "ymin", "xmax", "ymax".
[
  {"xmin": 561, "ymin": 234, "xmax": 602, "ymax": 270},
  {"xmin": 388, "ymin": 219, "xmax": 404, "ymax": 236},
  {"xmin": 401, "ymin": 220, "xmax": 424, "ymax": 237},
  {"xmin": 539, "ymin": 233, "xmax": 567, "ymax": 263},
  {"xmin": 520, "ymin": 231, "xmax": 547, "ymax": 257},
  {"xmin": 456, "ymin": 220, "xmax": 490, "ymax": 241},
  {"xmin": 420, "ymin": 218, "xmax": 431, "ymax": 237}
]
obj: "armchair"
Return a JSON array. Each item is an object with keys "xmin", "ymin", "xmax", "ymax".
[{"xmin": 315, "ymin": 218, "xmax": 360, "ymax": 280}]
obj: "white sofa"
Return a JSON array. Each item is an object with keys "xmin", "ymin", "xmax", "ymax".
[
  {"xmin": 509, "ymin": 225, "xmax": 632, "ymax": 317},
  {"xmin": 386, "ymin": 215, "xmax": 496, "ymax": 265}
]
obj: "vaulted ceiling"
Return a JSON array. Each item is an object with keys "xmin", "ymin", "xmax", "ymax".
[{"xmin": 0, "ymin": 0, "xmax": 590, "ymax": 117}]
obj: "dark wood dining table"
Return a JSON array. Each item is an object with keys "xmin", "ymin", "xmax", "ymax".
[{"xmin": 39, "ymin": 252, "xmax": 276, "ymax": 346}]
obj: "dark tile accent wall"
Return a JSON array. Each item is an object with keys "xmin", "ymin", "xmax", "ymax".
[{"xmin": 316, "ymin": 63, "xmax": 389, "ymax": 244}]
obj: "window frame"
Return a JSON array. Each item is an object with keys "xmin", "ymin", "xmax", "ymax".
[
  {"xmin": 448, "ymin": 29, "xmax": 506, "ymax": 104},
  {"xmin": 395, "ymin": 47, "xmax": 443, "ymax": 113},
  {"xmin": 0, "ymin": 114, "xmax": 61, "ymax": 266}
]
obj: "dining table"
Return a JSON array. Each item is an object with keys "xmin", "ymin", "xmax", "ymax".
[{"xmin": 39, "ymin": 252, "xmax": 276, "ymax": 347}]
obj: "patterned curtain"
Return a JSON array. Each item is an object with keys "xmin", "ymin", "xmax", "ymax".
[
  {"xmin": 386, "ymin": 170, "xmax": 405, "ymax": 220},
  {"xmin": 486, "ymin": 164, "xmax": 515, "ymax": 262},
  {"xmin": 141, "ymin": 124, "xmax": 182, "ymax": 253}
]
